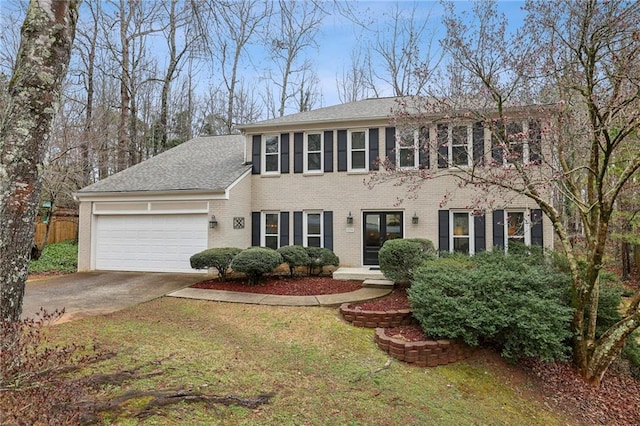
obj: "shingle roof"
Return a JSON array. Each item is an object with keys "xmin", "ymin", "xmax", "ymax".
[
  {"xmin": 237, "ymin": 97, "xmax": 404, "ymax": 130},
  {"xmin": 77, "ymin": 135, "xmax": 250, "ymax": 194}
]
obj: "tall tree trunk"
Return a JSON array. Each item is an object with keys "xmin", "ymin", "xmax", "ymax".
[
  {"xmin": 117, "ymin": 0, "xmax": 131, "ymax": 172},
  {"xmin": 0, "ymin": 0, "xmax": 79, "ymax": 322}
]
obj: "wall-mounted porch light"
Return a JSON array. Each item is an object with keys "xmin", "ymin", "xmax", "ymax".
[
  {"xmin": 412, "ymin": 212, "xmax": 419, "ymax": 224},
  {"xmin": 209, "ymin": 215, "xmax": 218, "ymax": 229},
  {"xmin": 347, "ymin": 211, "xmax": 353, "ymax": 224}
]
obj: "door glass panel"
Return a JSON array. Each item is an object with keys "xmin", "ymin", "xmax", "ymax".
[
  {"xmin": 386, "ymin": 213, "xmax": 402, "ymax": 240},
  {"xmin": 365, "ymin": 215, "xmax": 380, "ymax": 246}
]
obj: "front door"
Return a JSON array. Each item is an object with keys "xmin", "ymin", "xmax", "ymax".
[{"xmin": 363, "ymin": 212, "xmax": 403, "ymax": 265}]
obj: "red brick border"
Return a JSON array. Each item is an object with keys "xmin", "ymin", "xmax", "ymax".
[
  {"xmin": 339, "ymin": 303, "xmax": 417, "ymax": 328},
  {"xmin": 374, "ymin": 328, "xmax": 472, "ymax": 367}
]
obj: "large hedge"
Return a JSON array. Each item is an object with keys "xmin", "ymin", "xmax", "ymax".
[
  {"xmin": 229, "ymin": 247, "xmax": 282, "ymax": 285},
  {"xmin": 408, "ymin": 251, "xmax": 573, "ymax": 362},
  {"xmin": 277, "ymin": 245, "xmax": 310, "ymax": 277},
  {"xmin": 305, "ymin": 247, "xmax": 339, "ymax": 276},
  {"xmin": 379, "ymin": 238, "xmax": 436, "ymax": 285},
  {"xmin": 190, "ymin": 247, "xmax": 242, "ymax": 281}
]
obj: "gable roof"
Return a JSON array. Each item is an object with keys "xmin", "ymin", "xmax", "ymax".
[
  {"xmin": 237, "ymin": 97, "xmax": 403, "ymax": 130},
  {"xmin": 77, "ymin": 135, "xmax": 250, "ymax": 195}
]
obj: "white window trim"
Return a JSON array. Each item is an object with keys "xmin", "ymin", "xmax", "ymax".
[
  {"xmin": 448, "ymin": 123, "xmax": 473, "ymax": 168},
  {"xmin": 303, "ymin": 211, "xmax": 323, "ymax": 248},
  {"xmin": 304, "ymin": 132, "xmax": 324, "ymax": 174},
  {"xmin": 500, "ymin": 121, "xmax": 531, "ymax": 166},
  {"xmin": 396, "ymin": 128, "xmax": 419, "ymax": 169},
  {"xmin": 261, "ymin": 211, "xmax": 280, "ymax": 249},
  {"xmin": 504, "ymin": 210, "xmax": 531, "ymax": 250},
  {"xmin": 262, "ymin": 134, "xmax": 280, "ymax": 175},
  {"xmin": 348, "ymin": 128, "xmax": 368, "ymax": 171},
  {"xmin": 450, "ymin": 210, "xmax": 475, "ymax": 255}
]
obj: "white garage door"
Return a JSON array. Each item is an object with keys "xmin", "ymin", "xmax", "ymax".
[{"xmin": 94, "ymin": 214, "xmax": 208, "ymax": 273}]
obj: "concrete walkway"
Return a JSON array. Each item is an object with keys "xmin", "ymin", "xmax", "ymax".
[{"xmin": 167, "ymin": 286, "xmax": 391, "ymax": 306}]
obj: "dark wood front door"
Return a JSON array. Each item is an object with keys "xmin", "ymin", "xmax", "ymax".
[{"xmin": 363, "ymin": 212, "xmax": 403, "ymax": 265}]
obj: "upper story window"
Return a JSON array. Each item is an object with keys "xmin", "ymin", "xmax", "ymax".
[
  {"xmin": 263, "ymin": 212, "xmax": 279, "ymax": 249},
  {"xmin": 438, "ymin": 123, "xmax": 473, "ymax": 168},
  {"xmin": 348, "ymin": 129, "xmax": 368, "ymax": 171},
  {"xmin": 263, "ymin": 135, "xmax": 280, "ymax": 173},
  {"xmin": 305, "ymin": 212, "xmax": 322, "ymax": 247},
  {"xmin": 451, "ymin": 211, "xmax": 475, "ymax": 255},
  {"xmin": 305, "ymin": 132, "xmax": 323, "ymax": 173},
  {"xmin": 492, "ymin": 120, "xmax": 541, "ymax": 166},
  {"xmin": 397, "ymin": 129, "xmax": 418, "ymax": 169}
]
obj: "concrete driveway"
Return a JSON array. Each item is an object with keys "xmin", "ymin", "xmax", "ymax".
[{"xmin": 22, "ymin": 271, "xmax": 205, "ymax": 323}]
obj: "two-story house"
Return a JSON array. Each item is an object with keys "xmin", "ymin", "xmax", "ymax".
[{"xmin": 76, "ymin": 97, "xmax": 553, "ymax": 273}]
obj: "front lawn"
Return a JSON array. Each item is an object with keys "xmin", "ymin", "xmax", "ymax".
[{"xmin": 42, "ymin": 298, "xmax": 574, "ymax": 425}]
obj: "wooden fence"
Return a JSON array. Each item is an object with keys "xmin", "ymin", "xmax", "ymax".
[{"xmin": 34, "ymin": 219, "xmax": 78, "ymax": 246}]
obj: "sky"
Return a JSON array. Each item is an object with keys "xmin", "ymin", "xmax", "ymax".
[
  {"xmin": 0, "ymin": 0, "xmax": 530, "ymax": 116},
  {"xmin": 311, "ymin": 0, "xmax": 528, "ymax": 107}
]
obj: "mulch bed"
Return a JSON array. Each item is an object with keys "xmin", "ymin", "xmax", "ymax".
[
  {"xmin": 191, "ymin": 275, "xmax": 362, "ymax": 296},
  {"xmin": 349, "ymin": 288, "xmax": 411, "ymax": 311}
]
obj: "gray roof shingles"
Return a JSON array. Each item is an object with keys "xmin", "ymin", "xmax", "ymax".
[
  {"xmin": 238, "ymin": 97, "xmax": 404, "ymax": 129},
  {"xmin": 77, "ymin": 135, "xmax": 250, "ymax": 194}
]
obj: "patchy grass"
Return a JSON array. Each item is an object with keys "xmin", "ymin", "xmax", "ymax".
[
  {"xmin": 29, "ymin": 241, "xmax": 78, "ymax": 274},
  {"xmin": 47, "ymin": 298, "xmax": 576, "ymax": 425}
]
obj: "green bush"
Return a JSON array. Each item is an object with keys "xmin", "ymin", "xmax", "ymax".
[
  {"xmin": 229, "ymin": 247, "xmax": 283, "ymax": 285},
  {"xmin": 277, "ymin": 245, "xmax": 310, "ymax": 277},
  {"xmin": 379, "ymin": 238, "xmax": 436, "ymax": 285},
  {"xmin": 190, "ymin": 247, "xmax": 242, "ymax": 281},
  {"xmin": 408, "ymin": 250, "xmax": 573, "ymax": 363},
  {"xmin": 29, "ymin": 241, "xmax": 78, "ymax": 274},
  {"xmin": 305, "ymin": 247, "xmax": 339, "ymax": 276}
]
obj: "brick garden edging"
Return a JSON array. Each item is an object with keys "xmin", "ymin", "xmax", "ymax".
[
  {"xmin": 339, "ymin": 303, "xmax": 417, "ymax": 328},
  {"xmin": 374, "ymin": 328, "xmax": 472, "ymax": 367}
]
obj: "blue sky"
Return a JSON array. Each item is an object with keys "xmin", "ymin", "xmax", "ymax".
[{"xmin": 313, "ymin": 1, "xmax": 528, "ymax": 106}]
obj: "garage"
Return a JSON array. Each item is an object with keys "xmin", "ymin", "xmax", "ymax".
[{"xmin": 94, "ymin": 213, "xmax": 208, "ymax": 273}]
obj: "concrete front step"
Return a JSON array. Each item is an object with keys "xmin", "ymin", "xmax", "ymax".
[
  {"xmin": 333, "ymin": 267, "xmax": 386, "ymax": 281},
  {"xmin": 362, "ymin": 278, "xmax": 394, "ymax": 289}
]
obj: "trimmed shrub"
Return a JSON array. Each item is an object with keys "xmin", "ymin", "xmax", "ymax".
[
  {"xmin": 190, "ymin": 247, "xmax": 242, "ymax": 281},
  {"xmin": 305, "ymin": 247, "xmax": 339, "ymax": 276},
  {"xmin": 408, "ymin": 250, "xmax": 573, "ymax": 363},
  {"xmin": 277, "ymin": 245, "xmax": 310, "ymax": 277},
  {"xmin": 230, "ymin": 247, "xmax": 283, "ymax": 285},
  {"xmin": 379, "ymin": 238, "xmax": 436, "ymax": 285}
]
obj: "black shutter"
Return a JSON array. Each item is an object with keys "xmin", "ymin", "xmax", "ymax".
[
  {"xmin": 369, "ymin": 128, "xmax": 379, "ymax": 171},
  {"xmin": 491, "ymin": 121, "xmax": 504, "ymax": 164},
  {"xmin": 293, "ymin": 211, "xmax": 303, "ymax": 245},
  {"xmin": 280, "ymin": 133, "xmax": 290, "ymax": 174},
  {"xmin": 473, "ymin": 122, "xmax": 484, "ymax": 166},
  {"xmin": 280, "ymin": 211, "xmax": 289, "ymax": 247},
  {"xmin": 419, "ymin": 126, "xmax": 430, "ymax": 169},
  {"xmin": 251, "ymin": 212, "xmax": 261, "ymax": 246},
  {"xmin": 385, "ymin": 127, "xmax": 396, "ymax": 168},
  {"xmin": 493, "ymin": 210, "xmax": 505, "ymax": 250},
  {"xmin": 529, "ymin": 120, "xmax": 541, "ymax": 164},
  {"xmin": 252, "ymin": 135, "xmax": 261, "ymax": 174},
  {"xmin": 531, "ymin": 209, "xmax": 544, "ymax": 246},
  {"xmin": 323, "ymin": 211, "xmax": 334, "ymax": 250},
  {"xmin": 293, "ymin": 132, "xmax": 304, "ymax": 173},
  {"xmin": 324, "ymin": 131, "xmax": 333, "ymax": 172},
  {"xmin": 474, "ymin": 214, "xmax": 486, "ymax": 252},
  {"xmin": 437, "ymin": 124, "xmax": 448, "ymax": 168},
  {"xmin": 337, "ymin": 130, "xmax": 347, "ymax": 171},
  {"xmin": 438, "ymin": 210, "xmax": 449, "ymax": 252}
]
